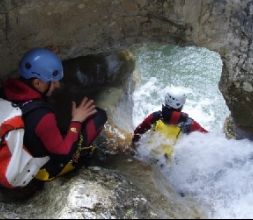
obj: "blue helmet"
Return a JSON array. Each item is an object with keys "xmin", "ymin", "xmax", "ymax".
[{"xmin": 19, "ymin": 48, "xmax": 64, "ymax": 82}]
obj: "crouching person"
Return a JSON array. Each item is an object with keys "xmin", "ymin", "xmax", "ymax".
[{"xmin": 2, "ymin": 48, "xmax": 107, "ymax": 182}]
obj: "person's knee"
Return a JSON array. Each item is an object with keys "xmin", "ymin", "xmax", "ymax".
[{"xmin": 96, "ymin": 108, "xmax": 108, "ymax": 125}]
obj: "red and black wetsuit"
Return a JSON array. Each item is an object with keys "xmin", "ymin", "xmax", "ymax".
[
  {"xmin": 3, "ymin": 79, "xmax": 107, "ymax": 177},
  {"xmin": 133, "ymin": 105, "xmax": 207, "ymax": 143}
]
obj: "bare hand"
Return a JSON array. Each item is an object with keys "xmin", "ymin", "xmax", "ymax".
[{"xmin": 71, "ymin": 97, "xmax": 97, "ymax": 123}]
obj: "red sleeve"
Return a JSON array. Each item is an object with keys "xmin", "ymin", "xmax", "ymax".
[
  {"xmin": 190, "ymin": 120, "xmax": 208, "ymax": 133},
  {"xmin": 134, "ymin": 114, "xmax": 154, "ymax": 135},
  {"xmin": 133, "ymin": 114, "xmax": 157, "ymax": 143},
  {"xmin": 35, "ymin": 113, "xmax": 82, "ymax": 155}
]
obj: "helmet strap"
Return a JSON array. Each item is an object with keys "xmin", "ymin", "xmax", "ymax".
[
  {"xmin": 20, "ymin": 77, "xmax": 50, "ymax": 97},
  {"xmin": 162, "ymin": 105, "xmax": 182, "ymax": 122},
  {"xmin": 162, "ymin": 105, "xmax": 172, "ymax": 121},
  {"xmin": 44, "ymin": 82, "xmax": 51, "ymax": 96}
]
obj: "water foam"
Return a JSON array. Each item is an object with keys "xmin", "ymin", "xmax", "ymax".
[
  {"xmin": 132, "ymin": 43, "xmax": 227, "ymax": 132},
  {"xmin": 168, "ymin": 133, "xmax": 253, "ymax": 219},
  {"xmin": 131, "ymin": 44, "xmax": 253, "ymax": 218}
]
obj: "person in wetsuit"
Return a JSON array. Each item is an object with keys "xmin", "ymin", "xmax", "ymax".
[
  {"xmin": 2, "ymin": 48, "xmax": 107, "ymax": 181},
  {"xmin": 132, "ymin": 89, "xmax": 207, "ymax": 145}
]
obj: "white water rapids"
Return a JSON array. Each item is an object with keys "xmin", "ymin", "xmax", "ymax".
[{"xmin": 131, "ymin": 44, "xmax": 253, "ymax": 219}]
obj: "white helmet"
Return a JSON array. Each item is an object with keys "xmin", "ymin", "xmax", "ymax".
[{"xmin": 164, "ymin": 90, "xmax": 186, "ymax": 109}]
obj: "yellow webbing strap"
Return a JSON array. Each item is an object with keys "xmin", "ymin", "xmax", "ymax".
[
  {"xmin": 36, "ymin": 134, "xmax": 96, "ymax": 182},
  {"xmin": 35, "ymin": 162, "xmax": 76, "ymax": 181}
]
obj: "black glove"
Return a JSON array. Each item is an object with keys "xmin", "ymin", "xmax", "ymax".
[
  {"xmin": 179, "ymin": 118, "xmax": 193, "ymax": 134},
  {"xmin": 132, "ymin": 134, "xmax": 141, "ymax": 144}
]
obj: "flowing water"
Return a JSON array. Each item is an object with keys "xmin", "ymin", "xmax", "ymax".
[
  {"xmin": 132, "ymin": 43, "xmax": 226, "ymax": 132},
  {"xmin": 125, "ymin": 43, "xmax": 253, "ymax": 219}
]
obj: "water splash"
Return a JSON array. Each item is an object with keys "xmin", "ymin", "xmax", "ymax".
[
  {"xmin": 168, "ymin": 133, "xmax": 253, "ymax": 219},
  {"xmin": 132, "ymin": 43, "xmax": 227, "ymax": 132},
  {"xmin": 131, "ymin": 44, "xmax": 253, "ymax": 218}
]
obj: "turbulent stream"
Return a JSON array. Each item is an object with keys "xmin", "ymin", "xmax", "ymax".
[{"xmin": 116, "ymin": 43, "xmax": 253, "ymax": 219}]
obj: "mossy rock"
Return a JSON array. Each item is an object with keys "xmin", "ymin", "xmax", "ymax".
[{"xmin": 223, "ymin": 115, "xmax": 236, "ymax": 139}]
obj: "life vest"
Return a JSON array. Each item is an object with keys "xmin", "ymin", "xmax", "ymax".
[
  {"xmin": 154, "ymin": 120, "xmax": 182, "ymax": 142},
  {"xmin": 152, "ymin": 120, "xmax": 182, "ymax": 160},
  {"xmin": 0, "ymin": 98, "xmax": 49, "ymax": 189},
  {"xmin": 0, "ymin": 98, "xmax": 82, "ymax": 185}
]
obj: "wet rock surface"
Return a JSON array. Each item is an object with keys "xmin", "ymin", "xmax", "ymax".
[
  {"xmin": 0, "ymin": 168, "xmax": 158, "ymax": 219},
  {"xmin": 224, "ymin": 116, "xmax": 236, "ymax": 140},
  {"xmin": 49, "ymin": 49, "xmax": 135, "ymax": 135}
]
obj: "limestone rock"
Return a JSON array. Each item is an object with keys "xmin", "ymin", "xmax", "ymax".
[{"xmin": 0, "ymin": 168, "xmax": 158, "ymax": 219}]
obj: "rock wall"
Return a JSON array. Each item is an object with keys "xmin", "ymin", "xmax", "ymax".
[
  {"xmin": 0, "ymin": 0, "xmax": 253, "ymax": 137},
  {"xmin": 0, "ymin": 0, "xmax": 230, "ymax": 75}
]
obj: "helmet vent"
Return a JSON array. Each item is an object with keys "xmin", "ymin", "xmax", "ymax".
[
  {"xmin": 25, "ymin": 63, "xmax": 32, "ymax": 69},
  {"xmin": 52, "ymin": 70, "xmax": 59, "ymax": 77}
]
